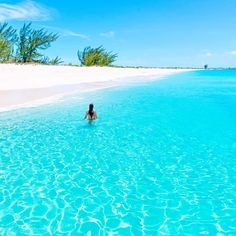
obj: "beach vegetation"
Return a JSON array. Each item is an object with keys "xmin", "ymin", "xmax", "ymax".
[
  {"xmin": 0, "ymin": 23, "xmax": 17, "ymax": 61},
  {"xmin": 0, "ymin": 22, "xmax": 61, "ymax": 64},
  {"xmin": 50, "ymin": 56, "xmax": 63, "ymax": 65},
  {"xmin": 77, "ymin": 46, "xmax": 117, "ymax": 66},
  {"xmin": 16, "ymin": 23, "xmax": 59, "ymax": 63},
  {"xmin": 0, "ymin": 38, "xmax": 12, "ymax": 61}
]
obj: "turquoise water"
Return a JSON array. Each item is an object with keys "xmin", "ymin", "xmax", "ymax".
[{"xmin": 0, "ymin": 70, "xmax": 236, "ymax": 235}]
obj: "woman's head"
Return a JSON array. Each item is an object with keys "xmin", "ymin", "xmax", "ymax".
[
  {"xmin": 89, "ymin": 104, "xmax": 94, "ymax": 111},
  {"xmin": 88, "ymin": 104, "xmax": 94, "ymax": 118}
]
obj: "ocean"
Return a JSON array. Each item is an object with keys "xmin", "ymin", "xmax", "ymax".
[{"xmin": 0, "ymin": 70, "xmax": 236, "ymax": 235}]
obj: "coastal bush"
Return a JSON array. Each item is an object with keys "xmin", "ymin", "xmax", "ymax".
[
  {"xmin": 0, "ymin": 22, "xmax": 61, "ymax": 64},
  {"xmin": 0, "ymin": 23, "xmax": 17, "ymax": 61},
  {"xmin": 50, "ymin": 56, "xmax": 63, "ymax": 65},
  {"xmin": 77, "ymin": 46, "xmax": 117, "ymax": 66},
  {"xmin": 0, "ymin": 38, "xmax": 12, "ymax": 61},
  {"xmin": 16, "ymin": 23, "xmax": 59, "ymax": 63}
]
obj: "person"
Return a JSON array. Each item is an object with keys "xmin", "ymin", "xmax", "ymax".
[{"xmin": 83, "ymin": 104, "xmax": 97, "ymax": 120}]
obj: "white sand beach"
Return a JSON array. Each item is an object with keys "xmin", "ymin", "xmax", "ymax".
[{"xmin": 0, "ymin": 64, "xmax": 191, "ymax": 112}]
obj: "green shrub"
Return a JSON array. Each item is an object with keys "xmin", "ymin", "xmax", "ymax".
[
  {"xmin": 16, "ymin": 23, "xmax": 59, "ymax": 63},
  {"xmin": 0, "ymin": 23, "xmax": 17, "ymax": 62},
  {"xmin": 77, "ymin": 46, "xmax": 117, "ymax": 66},
  {"xmin": 50, "ymin": 56, "xmax": 63, "ymax": 65}
]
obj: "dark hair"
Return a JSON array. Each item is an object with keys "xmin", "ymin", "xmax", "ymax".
[{"xmin": 88, "ymin": 104, "xmax": 94, "ymax": 118}]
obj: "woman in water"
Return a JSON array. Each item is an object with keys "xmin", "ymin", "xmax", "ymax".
[{"xmin": 83, "ymin": 104, "xmax": 98, "ymax": 120}]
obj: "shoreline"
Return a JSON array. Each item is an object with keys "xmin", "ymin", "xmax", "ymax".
[{"xmin": 0, "ymin": 64, "xmax": 193, "ymax": 112}]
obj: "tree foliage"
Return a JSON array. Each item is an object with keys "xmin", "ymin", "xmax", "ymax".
[
  {"xmin": 0, "ymin": 23, "xmax": 17, "ymax": 61},
  {"xmin": 50, "ymin": 56, "xmax": 63, "ymax": 65},
  {"xmin": 77, "ymin": 46, "xmax": 117, "ymax": 66},
  {"xmin": 0, "ymin": 22, "xmax": 60, "ymax": 64},
  {"xmin": 0, "ymin": 22, "xmax": 17, "ymax": 43},
  {"xmin": 38, "ymin": 56, "xmax": 63, "ymax": 65},
  {"xmin": 0, "ymin": 22, "xmax": 119, "ymax": 66},
  {"xmin": 0, "ymin": 38, "xmax": 11, "ymax": 61},
  {"xmin": 16, "ymin": 23, "xmax": 59, "ymax": 63}
]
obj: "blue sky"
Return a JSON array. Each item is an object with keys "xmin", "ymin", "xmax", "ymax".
[{"xmin": 0, "ymin": 0, "xmax": 236, "ymax": 67}]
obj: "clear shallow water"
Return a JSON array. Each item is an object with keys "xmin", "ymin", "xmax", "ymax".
[{"xmin": 0, "ymin": 70, "xmax": 236, "ymax": 235}]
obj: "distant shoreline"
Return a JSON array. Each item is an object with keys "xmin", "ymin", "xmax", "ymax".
[
  {"xmin": 0, "ymin": 64, "xmax": 194, "ymax": 112},
  {"xmin": 0, "ymin": 62, "xmax": 201, "ymax": 69},
  {"xmin": 1, "ymin": 61, "xmax": 234, "ymax": 70}
]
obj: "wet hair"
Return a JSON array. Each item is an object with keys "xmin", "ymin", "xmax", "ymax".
[{"xmin": 88, "ymin": 104, "xmax": 94, "ymax": 118}]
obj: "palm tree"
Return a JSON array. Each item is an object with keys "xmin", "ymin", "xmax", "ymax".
[{"xmin": 16, "ymin": 23, "xmax": 59, "ymax": 63}]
